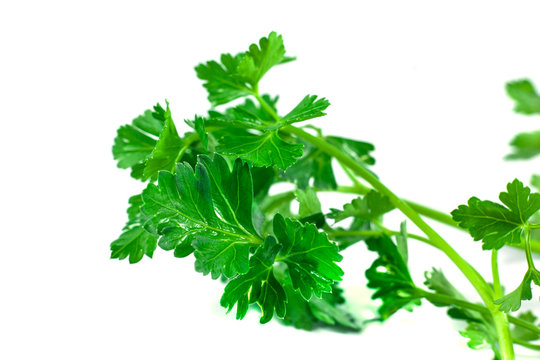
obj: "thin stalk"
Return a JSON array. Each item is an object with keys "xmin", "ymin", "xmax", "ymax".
[
  {"xmin": 415, "ymin": 289, "xmax": 540, "ymax": 335},
  {"xmin": 330, "ymin": 229, "xmax": 432, "ymax": 247},
  {"xmin": 492, "ymin": 250, "xmax": 503, "ymax": 299},
  {"xmin": 512, "ymin": 338, "xmax": 540, "ymax": 351},
  {"xmin": 524, "ymin": 226, "xmax": 536, "ymax": 270},
  {"xmin": 172, "ymin": 132, "xmax": 199, "ymax": 170}
]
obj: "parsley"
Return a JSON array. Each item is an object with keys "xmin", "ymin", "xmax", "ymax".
[{"xmin": 111, "ymin": 32, "xmax": 540, "ymax": 359}]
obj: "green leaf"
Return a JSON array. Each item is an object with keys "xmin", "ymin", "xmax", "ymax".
[
  {"xmin": 283, "ymin": 140, "xmax": 337, "ymax": 189},
  {"xmin": 273, "ymin": 214, "xmax": 343, "ymax": 299},
  {"xmin": 424, "ymin": 268, "xmax": 465, "ymax": 302},
  {"xmin": 141, "ymin": 154, "xmax": 262, "ymax": 279},
  {"xmin": 112, "ymin": 104, "xmax": 166, "ymax": 180},
  {"xmin": 220, "ymin": 237, "xmax": 286, "ymax": 324},
  {"xmin": 364, "ymin": 234, "xmax": 419, "ymax": 320},
  {"xmin": 460, "ymin": 323, "xmax": 491, "ymax": 350},
  {"xmin": 251, "ymin": 165, "xmax": 277, "ymax": 201},
  {"xmin": 282, "ymin": 95, "xmax": 330, "ymax": 124},
  {"xmin": 308, "ymin": 293, "xmax": 359, "ymax": 330},
  {"xmin": 451, "ymin": 179, "xmax": 540, "ymax": 250},
  {"xmin": 396, "ymin": 221, "xmax": 408, "ymax": 265},
  {"xmin": 196, "ymin": 32, "xmax": 290, "ymax": 106},
  {"xmin": 237, "ymin": 31, "xmax": 286, "ymax": 86},
  {"xmin": 277, "ymin": 261, "xmax": 359, "ymax": 331},
  {"xmin": 511, "ymin": 311, "xmax": 540, "ymax": 342},
  {"xmin": 506, "ymin": 130, "xmax": 540, "ymax": 160},
  {"xmin": 143, "ymin": 102, "xmax": 183, "ymax": 180},
  {"xmin": 326, "ymin": 136, "xmax": 376, "ymax": 165},
  {"xmin": 494, "ymin": 267, "xmax": 540, "ymax": 312},
  {"xmin": 185, "ymin": 116, "xmax": 208, "ymax": 149},
  {"xmin": 195, "ymin": 53, "xmax": 251, "ymax": 106},
  {"xmin": 295, "ymin": 188, "xmax": 322, "ymax": 218},
  {"xmin": 216, "ymin": 128, "xmax": 303, "ymax": 170},
  {"xmin": 110, "ymin": 227, "xmax": 158, "ymax": 264},
  {"xmin": 506, "ymin": 79, "xmax": 540, "ymax": 115},
  {"xmin": 329, "ymin": 190, "xmax": 394, "ymax": 223},
  {"xmin": 531, "ymin": 174, "xmax": 540, "ymax": 192},
  {"xmin": 111, "ymin": 195, "xmax": 158, "ymax": 264}
]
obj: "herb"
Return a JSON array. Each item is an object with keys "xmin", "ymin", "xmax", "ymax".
[{"xmin": 111, "ymin": 32, "xmax": 540, "ymax": 359}]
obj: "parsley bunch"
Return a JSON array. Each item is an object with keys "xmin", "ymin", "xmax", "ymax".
[{"xmin": 110, "ymin": 32, "xmax": 540, "ymax": 359}]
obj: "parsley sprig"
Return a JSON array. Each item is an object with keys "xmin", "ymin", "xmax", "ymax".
[{"xmin": 110, "ymin": 32, "xmax": 540, "ymax": 359}]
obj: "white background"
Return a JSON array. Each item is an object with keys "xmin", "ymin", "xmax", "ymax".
[{"xmin": 2, "ymin": 1, "xmax": 540, "ymax": 359}]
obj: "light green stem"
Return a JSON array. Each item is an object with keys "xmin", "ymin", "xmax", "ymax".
[
  {"xmin": 415, "ymin": 289, "xmax": 540, "ymax": 336},
  {"xmin": 492, "ymin": 250, "xmax": 503, "ymax": 299},
  {"xmin": 330, "ymin": 229, "xmax": 432, "ymax": 247},
  {"xmin": 513, "ymin": 338, "xmax": 540, "ymax": 351}
]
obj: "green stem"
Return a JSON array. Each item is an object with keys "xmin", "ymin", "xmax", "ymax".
[
  {"xmin": 415, "ymin": 289, "xmax": 540, "ymax": 335},
  {"xmin": 492, "ymin": 250, "xmax": 503, "ymax": 299},
  {"xmin": 524, "ymin": 226, "xmax": 536, "ymax": 270},
  {"xmin": 512, "ymin": 338, "xmax": 540, "ymax": 351},
  {"xmin": 330, "ymin": 229, "xmax": 432, "ymax": 247},
  {"xmin": 172, "ymin": 132, "xmax": 199, "ymax": 170}
]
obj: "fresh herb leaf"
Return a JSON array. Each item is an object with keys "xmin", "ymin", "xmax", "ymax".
[
  {"xmin": 282, "ymin": 95, "xmax": 330, "ymax": 124},
  {"xmin": 452, "ymin": 179, "xmax": 540, "ymax": 250},
  {"xmin": 326, "ymin": 136, "xmax": 376, "ymax": 165},
  {"xmin": 141, "ymin": 154, "xmax": 262, "ymax": 279},
  {"xmin": 424, "ymin": 268, "xmax": 465, "ymax": 302},
  {"xmin": 329, "ymin": 190, "xmax": 394, "ymax": 223},
  {"xmin": 295, "ymin": 188, "xmax": 322, "ymax": 218},
  {"xmin": 506, "ymin": 130, "xmax": 540, "ymax": 160},
  {"xmin": 185, "ymin": 116, "xmax": 208, "ymax": 149},
  {"xmin": 308, "ymin": 291, "xmax": 359, "ymax": 330},
  {"xmin": 110, "ymin": 195, "xmax": 158, "ymax": 264},
  {"xmin": 196, "ymin": 32, "xmax": 289, "ymax": 106},
  {"xmin": 215, "ymin": 128, "xmax": 303, "ymax": 170},
  {"xmin": 237, "ymin": 31, "xmax": 286, "ymax": 86},
  {"xmin": 364, "ymin": 234, "xmax": 419, "ymax": 320},
  {"xmin": 273, "ymin": 214, "xmax": 343, "ymax": 299},
  {"xmin": 220, "ymin": 236, "xmax": 286, "ymax": 324},
  {"xmin": 110, "ymin": 227, "xmax": 158, "ymax": 264},
  {"xmin": 511, "ymin": 311, "xmax": 540, "ymax": 342},
  {"xmin": 506, "ymin": 79, "xmax": 540, "ymax": 115},
  {"xmin": 460, "ymin": 323, "xmax": 493, "ymax": 350},
  {"xmin": 396, "ymin": 221, "xmax": 408, "ymax": 265},
  {"xmin": 494, "ymin": 268, "xmax": 540, "ymax": 312},
  {"xmin": 143, "ymin": 101, "xmax": 183, "ymax": 179},
  {"xmin": 277, "ymin": 267, "xmax": 359, "ymax": 331},
  {"xmin": 283, "ymin": 140, "xmax": 336, "ymax": 189},
  {"xmin": 112, "ymin": 103, "xmax": 167, "ymax": 180},
  {"xmin": 195, "ymin": 53, "xmax": 252, "ymax": 106}
]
